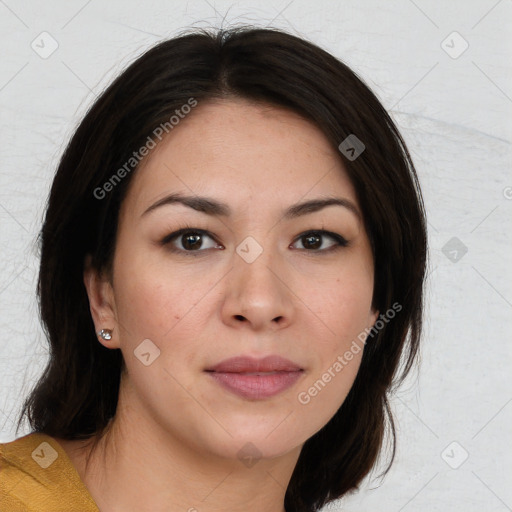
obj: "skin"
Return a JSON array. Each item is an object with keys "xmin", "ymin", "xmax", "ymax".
[{"xmin": 56, "ymin": 98, "xmax": 378, "ymax": 512}]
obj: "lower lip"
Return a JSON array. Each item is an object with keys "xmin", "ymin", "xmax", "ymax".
[{"xmin": 207, "ymin": 371, "xmax": 303, "ymax": 400}]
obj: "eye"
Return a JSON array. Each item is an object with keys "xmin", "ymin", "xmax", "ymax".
[
  {"xmin": 161, "ymin": 228, "xmax": 223, "ymax": 254},
  {"xmin": 160, "ymin": 227, "xmax": 348, "ymax": 256},
  {"xmin": 291, "ymin": 230, "xmax": 348, "ymax": 253}
]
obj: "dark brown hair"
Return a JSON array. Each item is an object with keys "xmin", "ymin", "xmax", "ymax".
[{"xmin": 17, "ymin": 26, "xmax": 427, "ymax": 511}]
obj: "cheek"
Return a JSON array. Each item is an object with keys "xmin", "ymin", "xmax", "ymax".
[
  {"xmin": 113, "ymin": 269, "xmax": 172, "ymax": 337},
  {"xmin": 292, "ymin": 352, "xmax": 362, "ymax": 444},
  {"xmin": 291, "ymin": 265, "xmax": 373, "ymax": 429},
  {"xmin": 111, "ymin": 245, "xmax": 226, "ymax": 386},
  {"xmin": 305, "ymin": 263, "xmax": 374, "ymax": 343},
  {"xmin": 112, "ymin": 241, "xmax": 206, "ymax": 335},
  {"xmin": 293, "ymin": 286, "xmax": 369, "ymax": 438}
]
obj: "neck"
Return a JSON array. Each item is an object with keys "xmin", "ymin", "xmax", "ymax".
[{"xmin": 61, "ymin": 380, "xmax": 299, "ymax": 512}]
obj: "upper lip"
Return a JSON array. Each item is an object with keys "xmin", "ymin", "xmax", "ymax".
[{"xmin": 206, "ymin": 355, "xmax": 303, "ymax": 373}]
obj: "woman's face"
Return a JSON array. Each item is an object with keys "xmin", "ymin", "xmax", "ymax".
[{"xmin": 90, "ymin": 98, "xmax": 378, "ymax": 461}]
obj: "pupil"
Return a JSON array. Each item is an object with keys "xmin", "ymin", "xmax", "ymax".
[
  {"xmin": 304, "ymin": 234, "xmax": 320, "ymax": 249},
  {"xmin": 184, "ymin": 233, "xmax": 201, "ymax": 250},
  {"xmin": 180, "ymin": 233, "xmax": 323, "ymax": 251}
]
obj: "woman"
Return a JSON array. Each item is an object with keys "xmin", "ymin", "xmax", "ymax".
[{"xmin": 0, "ymin": 26, "xmax": 427, "ymax": 512}]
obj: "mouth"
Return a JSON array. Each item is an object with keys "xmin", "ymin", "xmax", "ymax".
[{"xmin": 205, "ymin": 355, "xmax": 304, "ymax": 400}]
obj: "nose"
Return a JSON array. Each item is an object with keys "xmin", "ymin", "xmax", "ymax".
[{"xmin": 220, "ymin": 238, "xmax": 295, "ymax": 332}]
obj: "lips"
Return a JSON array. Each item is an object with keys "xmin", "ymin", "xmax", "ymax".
[
  {"xmin": 206, "ymin": 355, "xmax": 303, "ymax": 373},
  {"xmin": 205, "ymin": 355, "xmax": 304, "ymax": 400}
]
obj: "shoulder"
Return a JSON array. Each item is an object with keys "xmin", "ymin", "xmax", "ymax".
[{"xmin": 0, "ymin": 432, "xmax": 99, "ymax": 512}]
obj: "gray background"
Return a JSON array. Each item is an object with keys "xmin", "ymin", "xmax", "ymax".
[{"xmin": 1, "ymin": 1, "xmax": 511, "ymax": 510}]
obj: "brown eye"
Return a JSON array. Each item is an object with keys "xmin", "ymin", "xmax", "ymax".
[
  {"xmin": 161, "ymin": 228, "xmax": 222, "ymax": 253},
  {"xmin": 301, "ymin": 233, "xmax": 323, "ymax": 250},
  {"xmin": 180, "ymin": 232, "xmax": 203, "ymax": 251},
  {"xmin": 292, "ymin": 230, "xmax": 348, "ymax": 252}
]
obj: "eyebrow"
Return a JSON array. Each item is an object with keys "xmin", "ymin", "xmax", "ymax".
[{"xmin": 141, "ymin": 192, "xmax": 360, "ymax": 221}]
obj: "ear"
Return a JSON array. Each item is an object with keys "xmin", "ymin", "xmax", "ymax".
[{"xmin": 83, "ymin": 255, "xmax": 120, "ymax": 349}]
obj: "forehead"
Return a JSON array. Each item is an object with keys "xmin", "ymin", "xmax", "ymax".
[{"xmin": 123, "ymin": 99, "xmax": 358, "ymax": 216}]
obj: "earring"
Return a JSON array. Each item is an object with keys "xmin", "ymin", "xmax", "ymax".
[{"xmin": 98, "ymin": 329, "xmax": 113, "ymax": 341}]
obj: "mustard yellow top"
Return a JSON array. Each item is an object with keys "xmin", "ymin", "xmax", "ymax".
[{"xmin": 0, "ymin": 432, "xmax": 99, "ymax": 512}]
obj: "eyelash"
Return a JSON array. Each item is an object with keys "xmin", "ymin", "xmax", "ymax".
[{"xmin": 160, "ymin": 224, "xmax": 349, "ymax": 256}]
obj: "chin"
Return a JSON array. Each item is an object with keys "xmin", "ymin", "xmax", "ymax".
[{"xmin": 196, "ymin": 411, "xmax": 310, "ymax": 462}]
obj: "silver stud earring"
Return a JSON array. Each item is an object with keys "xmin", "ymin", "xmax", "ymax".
[{"xmin": 98, "ymin": 329, "xmax": 113, "ymax": 340}]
